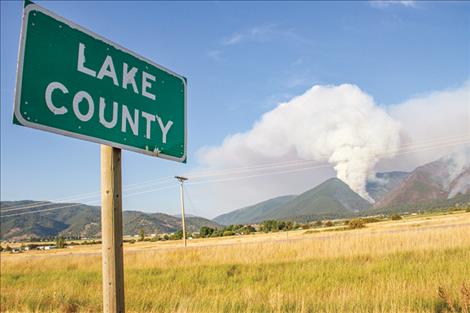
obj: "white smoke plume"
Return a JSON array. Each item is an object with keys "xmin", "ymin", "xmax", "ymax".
[
  {"xmin": 384, "ymin": 82, "xmax": 470, "ymax": 171},
  {"xmin": 445, "ymin": 148, "xmax": 470, "ymax": 198},
  {"xmin": 198, "ymin": 84, "xmax": 402, "ymax": 202},
  {"xmin": 444, "ymin": 149, "xmax": 470, "ymax": 186}
]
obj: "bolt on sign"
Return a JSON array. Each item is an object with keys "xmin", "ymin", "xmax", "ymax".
[{"xmin": 14, "ymin": 1, "xmax": 187, "ymax": 162}]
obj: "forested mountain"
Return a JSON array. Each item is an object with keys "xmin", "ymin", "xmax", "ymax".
[{"xmin": 0, "ymin": 201, "xmax": 221, "ymax": 241}]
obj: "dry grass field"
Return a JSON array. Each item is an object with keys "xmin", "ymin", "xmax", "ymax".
[{"xmin": 1, "ymin": 211, "xmax": 470, "ymax": 313}]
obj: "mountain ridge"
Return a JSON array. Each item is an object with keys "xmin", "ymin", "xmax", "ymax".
[
  {"xmin": 374, "ymin": 152, "xmax": 470, "ymax": 209},
  {"xmin": 213, "ymin": 152, "xmax": 469, "ymax": 225},
  {"xmin": 213, "ymin": 195, "xmax": 296, "ymax": 225},
  {"xmin": 214, "ymin": 178, "xmax": 372, "ymax": 225},
  {"xmin": 0, "ymin": 201, "xmax": 221, "ymax": 241}
]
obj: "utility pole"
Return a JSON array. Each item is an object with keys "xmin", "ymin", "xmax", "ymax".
[{"xmin": 175, "ymin": 176, "xmax": 188, "ymax": 247}]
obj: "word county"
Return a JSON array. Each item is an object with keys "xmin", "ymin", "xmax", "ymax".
[{"xmin": 44, "ymin": 42, "xmax": 173, "ymax": 144}]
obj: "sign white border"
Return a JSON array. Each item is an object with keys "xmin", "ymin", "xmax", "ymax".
[{"xmin": 14, "ymin": 3, "xmax": 187, "ymax": 163}]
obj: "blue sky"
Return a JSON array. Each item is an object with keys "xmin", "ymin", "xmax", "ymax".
[{"xmin": 1, "ymin": 1, "xmax": 469, "ymax": 218}]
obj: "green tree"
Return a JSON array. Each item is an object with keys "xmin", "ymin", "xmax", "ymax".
[
  {"xmin": 278, "ymin": 221, "xmax": 286, "ymax": 231},
  {"xmin": 200, "ymin": 226, "xmax": 215, "ymax": 238},
  {"xmin": 55, "ymin": 236, "xmax": 66, "ymax": 248},
  {"xmin": 171, "ymin": 230, "xmax": 185, "ymax": 240},
  {"xmin": 261, "ymin": 220, "xmax": 282, "ymax": 232},
  {"xmin": 139, "ymin": 228, "xmax": 145, "ymax": 241},
  {"xmin": 211, "ymin": 230, "xmax": 224, "ymax": 237},
  {"xmin": 240, "ymin": 225, "xmax": 256, "ymax": 234}
]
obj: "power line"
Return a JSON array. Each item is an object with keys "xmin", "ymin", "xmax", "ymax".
[
  {"xmin": 2, "ymin": 135, "xmax": 469, "ymax": 217},
  {"xmin": 184, "ymin": 185, "xmax": 201, "ymax": 217},
  {"xmin": 3, "ymin": 135, "xmax": 469, "ymax": 215},
  {"xmin": 5, "ymin": 133, "xmax": 468, "ymax": 213},
  {"xmin": 1, "ymin": 176, "xmax": 174, "ymax": 213},
  {"xmin": 0, "ymin": 185, "xmax": 178, "ymax": 218}
]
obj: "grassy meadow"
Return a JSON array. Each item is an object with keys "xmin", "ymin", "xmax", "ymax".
[{"xmin": 1, "ymin": 211, "xmax": 470, "ymax": 313}]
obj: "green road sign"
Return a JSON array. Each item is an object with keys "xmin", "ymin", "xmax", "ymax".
[{"xmin": 14, "ymin": 2, "xmax": 187, "ymax": 162}]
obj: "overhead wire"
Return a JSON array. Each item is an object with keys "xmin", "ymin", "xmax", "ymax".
[
  {"xmin": 4, "ymin": 132, "xmax": 468, "ymax": 213},
  {"xmin": 3, "ymin": 134, "xmax": 469, "ymax": 215},
  {"xmin": 2, "ymin": 134, "xmax": 469, "ymax": 217}
]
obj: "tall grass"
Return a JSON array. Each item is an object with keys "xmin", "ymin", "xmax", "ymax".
[{"xmin": 1, "ymin": 217, "xmax": 470, "ymax": 312}]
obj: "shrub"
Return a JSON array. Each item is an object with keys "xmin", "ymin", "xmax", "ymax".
[
  {"xmin": 81, "ymin": 240, "xmax": 100, "ymax": 245},
  {"xmin": 348, "ymin": 219, "xmax": 365, "ymax": 229},
  {"xmin": 363, "ymin": 217, "xmax": 380, "ymax": 223},
  {"xmin": 314, "ymin": 220, "xmax": 323, "ymax": 227},
  {"xmin": 324, "ymin": 221, "xmax": 333, "ymax": 227},
  {"xmin": 391, "ymin": 214, "xmax": 402, "ymax": 220},
  {"xmin": 223, "ymin": 230, "xmax": 235, "ymax": 237}
]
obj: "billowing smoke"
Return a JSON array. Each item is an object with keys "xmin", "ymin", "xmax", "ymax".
[
  {"xmin": 198, "ymin": 84, "xmax": 402, "ymax": 202},
  {"xmin": 446, "ymin": 148, "xmax": 470, "ymax": 198}
]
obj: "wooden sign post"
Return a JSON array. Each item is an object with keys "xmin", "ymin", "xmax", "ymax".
[{"xmin": 101, "ymin": 145, "xmax": 125, "ymax": 313}]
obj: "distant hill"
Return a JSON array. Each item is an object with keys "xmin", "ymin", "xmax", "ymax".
[
  {"xmin": 213, "ymin": 151, "xmax": 470, "ymax": 225},
  {"xmin": 269, "ymin": 178, "xmax": 372, "ymax": 221},
  {"xmin": 172, "ymin": 213, "xmax": 197, "ymax": 218},
  {"xmin": 365, "ymin": 192, "xmax": 470, "ymax": 216},
  {"xmin": 214, "ymin": 178, "xmax": 372, "ymax": 225},
  {"xmin": 374, "ymin": 152, "xmax": 470, "ymax": 210},
  {"xmin": 213, "ymin": 195, "xmax": 296, "ymax": 225},
  {"xmin": 0, "ymin": 201, "xmax": 221, "ymax": 241}
]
